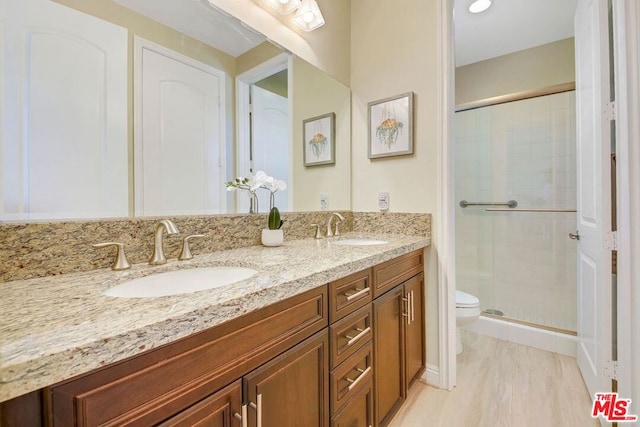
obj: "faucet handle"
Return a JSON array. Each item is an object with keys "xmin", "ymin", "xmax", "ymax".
[
  {"xmin": 310, "ymin": 224, "xmax": 323, "ymax": 239},
  {"xmin": 93, "ymin": 242, "xmax": 131, "ymax": 271},
  {"xmin": 333, "ymin": 221, "xmax": 342, "ymax": 236},
  {"xmin": 179, "ymin": 234, "xmax": 205, "ymax": 260}
]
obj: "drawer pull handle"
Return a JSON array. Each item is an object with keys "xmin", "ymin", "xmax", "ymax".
[
  {"xmin": 411, "ymin": 290, "xmax": 415, "ymax": 322},
  {"xmin": 249, "ymin": 394, "xmax": 263, "ymax": 427},
  {"xmin": 343, "ymin": 287, "xmax": 369, "ymax": 301},
  {"xmin": 344, "ymin": 326, "xmax": 371, "ymax": 346},
  {"xmin": 403, "ymin": 294, "xmax": 413, "ymax": 325},
  {"xmin": 344, "ymin": 366, "xmax": 372, "ymax": 391},
  {"xmin": 249, "ymin": 397, "xmax": 262, "ymax": 427},
  {"xmin": 233, "ymin": 404, "xmax": 248, "ymax": 427}
]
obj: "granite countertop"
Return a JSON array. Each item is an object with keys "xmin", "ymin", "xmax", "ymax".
[{"xmin": 0, "ymin": 232, "xmax": 429, "ymax": 403}]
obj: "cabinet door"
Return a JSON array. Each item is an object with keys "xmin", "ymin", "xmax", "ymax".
[
  {"xmin": 373, "ymin": 286, "xmax": 405, "ymax": 427},
  {"xmin": 244, "ymin": 331, "xmax": 329, "ymax": 427},
  {"xmin": 404, "ymin": 273, "xmax": 425, "ymax": 389},
  {"xmin": 330, "ymin": 379, "xmax": 374, "ymax": 427},
  {"xmin": 159, "ymin": 380, "xmax": 242, "ymax": 427}
]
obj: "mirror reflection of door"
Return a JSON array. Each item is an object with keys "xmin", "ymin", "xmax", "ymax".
[
  {"xmin": 236, "ymin": 53, "xmax": 290, "ymax": 214},
  {"xmin": 0, "ymin": 0, "xmax": 128, "ymax": 220},
  {"xmin": 250, "ymin": 70, "xmax": 290, "ymax": 213},
  {"xmin": 134, "ymin": 38, "xmax": 226, "ymax": 217}
]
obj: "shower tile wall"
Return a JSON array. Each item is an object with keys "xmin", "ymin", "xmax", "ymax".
[{"xmin": 455, "ymin": 92, "xmax": 577, "ymax": 332}]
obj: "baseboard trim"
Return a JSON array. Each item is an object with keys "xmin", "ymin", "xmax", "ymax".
[{"xmin": 422, "ymin": 363, "xmax": 441, "ymax": 387}]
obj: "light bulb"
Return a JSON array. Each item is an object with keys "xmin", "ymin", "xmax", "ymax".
[
  {"xmin": 278, "ymin": 0, "xmax": 288, "ymax": 4},
  {"xmin": 468, "ymin": 0, "xmax": 492, "ymax": 14},
  {"xmin": 302, "ymin": 10, "xmax": 314, "ymax": 23}
]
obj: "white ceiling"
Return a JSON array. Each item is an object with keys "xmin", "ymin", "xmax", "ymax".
[
  {"xmin": 113, "ymin": 0, "xmax": 266, "ymax": 57},
  {"xmin": 454, "ymin": 0, "xmax": 579, "ymax": 66}
]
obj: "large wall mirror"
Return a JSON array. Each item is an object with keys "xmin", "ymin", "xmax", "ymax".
[{"xmin": 0, "ymin": 0, "xmax": 351, "ymax": 221}]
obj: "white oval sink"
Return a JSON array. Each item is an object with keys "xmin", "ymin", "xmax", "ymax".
[
  {"xmin": 104, "ymin": 266, "xmax": 258, "ymax": 298},
  {"xmin": 332, "ymin": 239, "xmax": 389, "ymax": 246}
]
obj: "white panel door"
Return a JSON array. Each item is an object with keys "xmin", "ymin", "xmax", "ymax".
[
  {"xmin": 575, "ymin": 0, "xmax": 612, "ymax": 404},
  {"xmin": 135, "ymin": 39, "xmax": 225, "ymax": 216},
  {"xmin": 251, "ymin": 85, "xmax": 289, "ymax": 213},
  {"xmin": 0, "ymin": 0, "xmax": 127, "ymax": 220}
]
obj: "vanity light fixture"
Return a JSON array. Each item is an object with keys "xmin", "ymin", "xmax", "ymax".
[
  {"xmin": 468, "ymin": 0, "xmax": 492, "ymax": 13},
  {"xmin": 266, "ymin": 0, "xmax": 301, "ymax": 15},
  {"xmin": 293, "ymin": 0, "xmax": 325, "ymax": 32}
]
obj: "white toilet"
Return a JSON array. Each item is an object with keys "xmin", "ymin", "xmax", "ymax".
[{"xmin": 455, "ymin": 290, "xmax": 480, "ymax": 354}]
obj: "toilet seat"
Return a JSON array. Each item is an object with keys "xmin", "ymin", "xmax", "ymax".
[{"xmin": 456, "ymin": 290, "xmax": 479, "ymax": 308}]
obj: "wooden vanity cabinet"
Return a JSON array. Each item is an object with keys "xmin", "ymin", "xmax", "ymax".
[
  {"xmin": 372, "ymin": 252, "xmax": 425, "ymax": 427},
  {"xmin": 330, "ymin": 379, "xmax": 374, "ymax": 427},
  {"xmin": 158, "ymin": 380, "xmax": 242, "ymax": 427},
  {"xmin": 244, "ymin": 331, "xmax": 329, "ymax": 427},
  {"xmin": 1, "ymin": 249, "xmax": 426, "ymax": 427},
  {"xmin": 46, "ymin": 286, "xmax": 327, "ymax": 427}
]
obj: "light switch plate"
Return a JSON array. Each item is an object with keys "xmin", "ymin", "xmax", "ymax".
[
  {"xmin": 320, "ymin": 193, "xmax": 329, "ymax": 211},
  {"xmin": 378, "ymin": 192, "xmax": 389, "ymax": 211}
]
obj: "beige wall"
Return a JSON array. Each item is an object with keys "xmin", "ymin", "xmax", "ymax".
[
  {"xmin": 236, "ymin": 42, "xmax": 283, "ymax": 76},
  {"xmin": 207, "ymin": 0, "xmax": 350, "ymax": 86},
  {"xmin": 351, "ymin": 0, "xmax": 440, "ymax": 371},
  {"xmin": 291, "ymin": 57, "xmax": 351, "ymax": 211},
  {"xmin": 456, "ymin": 38, "xmax": 576, "ymax": 106}
]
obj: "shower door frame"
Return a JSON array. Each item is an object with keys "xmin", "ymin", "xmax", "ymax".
[{"xmin": 438, "ymin": 0, "xmax": 637, "ymax": 400}]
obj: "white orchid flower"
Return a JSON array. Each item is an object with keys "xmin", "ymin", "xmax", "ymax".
[
  {"xmin": 266, "ymin": 179, "xmax": 287, "ymax": 193},
  {"xmin": 250, "ymin": 170, "xmax": 271, "ymax": 191}
]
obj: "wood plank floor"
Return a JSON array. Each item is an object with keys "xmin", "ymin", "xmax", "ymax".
[{"xmin": 389, "ymin": 330, "xmax": 599, "ymax": 427}]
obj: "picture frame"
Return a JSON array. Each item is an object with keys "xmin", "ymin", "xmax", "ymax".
[
  {"xmin": 303, "ymin": 112, "xmax": 335, "ymax": 166},
  {"xmin": 368, "ymin": 92, "xmax": 414, "ymax": 159}
]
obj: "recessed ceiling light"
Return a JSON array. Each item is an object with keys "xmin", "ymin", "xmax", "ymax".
[{"xmin": 468, "ymin": 0, "xmax": 492, "ymax": 14}]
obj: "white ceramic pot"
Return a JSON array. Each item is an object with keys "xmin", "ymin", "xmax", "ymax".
[{"xmin": 261, "ymin": 229, "xmax": 284, "ymax": 247}]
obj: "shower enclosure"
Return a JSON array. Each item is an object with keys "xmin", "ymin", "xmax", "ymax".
[{"xmin": 455, "ymin": 90, "xmax": 577, "ymax": 333}]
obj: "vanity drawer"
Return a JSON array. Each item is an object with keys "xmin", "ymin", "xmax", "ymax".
[
  {"xmin": 330, "ymin": 342, "xmax": 373, "ymax": 414},
  {"xmin": 329, "ymin": 268, "xmax": 372, "ymax": 323},
  {"xmin": 372, "ymin": 249, "xmax": 423, "ymax": 297},
  {"xmin": 48, "ymin": 286, "xmax": 327, "ymax": 427},
  {"xmin": 329, "ymin": 305, "xmax": 372, "ymax": 368},
  {"xmin": 330, "ymin": 378, "xmax": 374, "ymax": 427}
]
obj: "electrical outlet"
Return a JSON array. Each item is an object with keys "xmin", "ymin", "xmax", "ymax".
[
  {"xmin": 378, "ymin": 192, "xmax": 389, "ymax": 211},
  {"xmin": 320, "ymin": 194, "xmax": 329, "ymax": 211}
]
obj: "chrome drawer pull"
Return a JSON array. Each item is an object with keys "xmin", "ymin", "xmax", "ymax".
[
  {"xmin": 344, "ymin": 326, "xmax": 371, "ymax": 347},
  {"xmin": 233, "ymin": 404, "xmax": 248, "ymax": 427},
  {"xmin": 344, "ymin": 366, "xmax": 372, "ymax": 391},
  {"xmin": 343, "ymin": 287, "xmax": 369, "ymax": 301}
]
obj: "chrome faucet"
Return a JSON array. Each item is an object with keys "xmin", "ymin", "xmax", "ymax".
[
  {"xmin": 149, "ymin": 219, "xmax": 179, "ymax": 265},
  {"xmin": 326, "ymin": 212, "xmax": 345, "ymax": 237}
]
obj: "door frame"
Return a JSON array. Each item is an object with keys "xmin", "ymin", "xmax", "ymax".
[
  {"xmin": 133, "ymin": 36, "xmax": 227, "ymax": 216},
  {"xmin": 235, "ymin": 52, "xmax": 291, "ymax": 213},
  {"xmin": 437, "ymin": 0, "xmax": 635, "ymax": 396},
  {"xmin": 612, "ymin": 0, "xmax": 640, "ymax": 406},
  {"xmin": 436, "ymin": 0, "xmax": 457, "ymax": 390}
]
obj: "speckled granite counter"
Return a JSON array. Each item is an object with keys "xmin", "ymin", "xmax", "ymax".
[{"xmin": 0, "ymin": 233, "xmax": 429, "ymax": 402}]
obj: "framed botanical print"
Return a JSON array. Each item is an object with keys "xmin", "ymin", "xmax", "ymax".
[
  {"xmin": 303, "ymin": 112, "xmax": 335, "ymax": 166},
  {"xmin": 368, "ymin": 92, "xmax": 414, "ymax": 159}
]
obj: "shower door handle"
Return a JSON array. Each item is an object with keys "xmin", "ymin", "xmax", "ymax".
[{"xmin": 569, "ymin": 231, "xmax": 580, "ymax": 240}]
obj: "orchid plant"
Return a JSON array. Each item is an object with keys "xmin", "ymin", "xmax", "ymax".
[{"xmin": 226, "ymin": 171, "xmax": 287, "ymax": 229}]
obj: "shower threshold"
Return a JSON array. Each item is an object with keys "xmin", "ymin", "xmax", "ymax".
[{"xmin": 480, "ymin": 311, "xmax": 577, "ymax": 336}]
